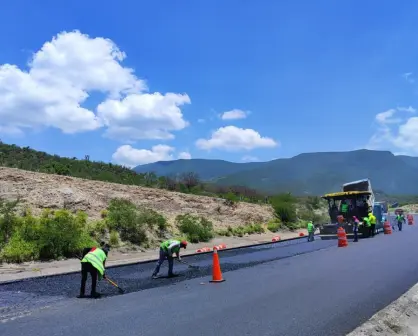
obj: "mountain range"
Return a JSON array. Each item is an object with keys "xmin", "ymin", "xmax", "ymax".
[{"xmin": 134, "ymin": 149, "xmax": 418, "ymax": 195}]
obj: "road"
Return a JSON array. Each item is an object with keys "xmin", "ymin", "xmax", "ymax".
[{"xmin": 1, "ymin": 219, "xmax": 418, "ymax": 336}]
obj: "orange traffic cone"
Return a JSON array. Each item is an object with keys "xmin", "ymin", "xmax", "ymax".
[{"xmin": 210, "ymin": 249, "xmax": 225, "ymax": 283}]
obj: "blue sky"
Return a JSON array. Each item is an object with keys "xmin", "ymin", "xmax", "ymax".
[{"xmin": 1, "ymin": 0, "xmax": 418, "ymax": 166}]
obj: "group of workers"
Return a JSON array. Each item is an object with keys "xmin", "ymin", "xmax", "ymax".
[
  {"xmin": 306, "ymin": 211, "xmax": 407, "ymax": 244},
  {"xmin": 77, "ymin": 239, "xmax": 188, "ymax": 298}
]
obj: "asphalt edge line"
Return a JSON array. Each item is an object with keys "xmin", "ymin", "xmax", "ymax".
[{"xmin": 0, "ymin": 234, "xmax": 318, "ymax": 285}]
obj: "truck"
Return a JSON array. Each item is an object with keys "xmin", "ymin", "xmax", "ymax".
[{"xmin": 319, "ymin": 178, "xmax": 385, "ymax": 239}]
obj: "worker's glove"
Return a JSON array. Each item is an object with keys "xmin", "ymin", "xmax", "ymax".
[{"xmin": 103, "ymin": 273, "xmax": 107, "ymax": 279}]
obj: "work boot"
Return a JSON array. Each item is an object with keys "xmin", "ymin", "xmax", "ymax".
[
  {"xmin": 167, "ymin": 273, "xmax": 178, "ymax": 278},
  {"xmin": 152, "ymin": 274, "xmax": 159, "ymax": 279},
  {"xmin": 91, "ymin": 292, "xmax": 102, "ymax": 299}
]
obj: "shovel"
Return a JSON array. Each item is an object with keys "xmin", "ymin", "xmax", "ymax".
[{"xmin": 105, "ymin": 276, "xmax": 125, "ymax": 294}]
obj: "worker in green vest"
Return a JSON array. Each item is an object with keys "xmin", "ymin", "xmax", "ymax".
[
  {"xmin": 78, "ymin": 244, "xmax": 110, "ymax": 299},
  {"xmin": 307, "ymin": 221, "xmax": 315, "ymax": 242},
  {"xmin": 341, "ymin": 201, "xmax": 348, "ymax": 215},
  {"xmin": 396, "ymin": 213, "xmax": 405, "ymax": 231},
  {"xmin": 152, "ymin": 239, "xmax": 188, "ymax": 279},
  {"xmin": 363, "ymin": 216, "xmax": 371, "ymax": 238},
  {"xmin": 368, "ymin": 212, "xmax": 377, "ymax": 237}
]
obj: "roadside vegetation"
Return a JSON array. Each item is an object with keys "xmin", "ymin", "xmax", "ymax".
[
  {"xmin": 0, "ymin": 198, "xmax": 169, "ymax": 263},
  {"xmin": 0, "ymin": 142, "xmax": 332, "ymax": 264},
  {"xmin": 0, "ymin": 191, "xmax": 329, "ymax": 263}
]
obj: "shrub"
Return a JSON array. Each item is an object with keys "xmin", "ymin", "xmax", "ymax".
[
  {"xmin": 0, "ymin": 198, "xmax": 21, "ymax": 246},
  {"xmin": 0, "ymin": 232, "xmax": 40, "ymax": 263},
  {"xmin": 299, "ymin": 209, "xmax": 315, "ymax": 221},
  {"xmin": 305, "ymin": 196, "xmax": 322, "ymax": 210},
  {"xmin": 270, "ymin": 193, "xmax": 297, "ymax": 224},
  {"xmin": 106, "ymin": 198, "xmax": 147, "ymax": 245},
  {"xmin": 176, "ymin": 214, "xmax": 214, "ymax": 243},
  {"xmin": 273, "ymin": 202, "xmax": 297, "ymax": 223},
  {"xmin": 267, "ymin": 219, "xmax": 281, "ymax": 232},
  {"xmin": 0, "ymin": 207, "xmax": 96, "ymax": 263},
  {"xmin": 106, "ymin": 198, "xmax": 167, "ymax": 245},
  {"xmin": 109, "ymin": 230, "xmax": 120, "ymax": 247},
  {"xmin": 137, "ymin": 207, "xmax": 168, "ymax": 233},
  {"xmin": 88, "ymin": 220, "xmax": 107, "ymax": 240},
  {"xmin": 37, "ymin": 209, "xmax": 96, "ymax": 259}
]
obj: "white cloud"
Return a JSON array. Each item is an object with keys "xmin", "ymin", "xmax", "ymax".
[
  {"xmin": 367, "ymin": 106, "xmax": 418, "ymax": 154},
  {"xmin": 403, "ymin": 72, "xmax": 415, "ymax": 84},
  {"xmin": 196, "ymin": 126, "xmax": 278, "ymax": 151},
  {"xmin": 0, "ymin": 30, "xmax": 190, "ymax": 140},
  {"xmin": 178, "ymin": 152, "xmax": 191, "ymax": 159},
  {"xmin": 220, "ymin": 109, "xmax": 248, "ymax": 120},
  {"xmin": 397, "ymin": 106, "xmax": 416, "ymax": 113},
  {"xmin": 241, "ymin": 155, "xmax": 260, "ymax": 162},
  {"xmin": 97, "ymin": 92, "xmax": 190, "ymax": 141},
  {"xmin": 112, "ymin": 144, "xmax": 175, "ymax": 167}
]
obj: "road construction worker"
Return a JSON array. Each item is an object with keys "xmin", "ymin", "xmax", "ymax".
[
  {"xmin": 341, "ymin": 201, "xmax": 348, "ymax": 216},
  {"xmin": 152, "ymin": 239, "xmax": 188, "ymax": 279},
  {"xmin": 363, "ymin": 216, "xmax": 371, "ymax": 238},
  {"xmin": 352, "ymin": 216, "xmax": 359, "ymax": 242},
  {"xmin": 307, "ymin": 221, "xmax": 315, "ymax": 242},
  {"xmin": 368, "ymin": 212, "xmax": 376, "ymax": 237},
  {"xmin": 396, "ymin": 213, "xmax": 405, "ymax": 231},
  {"xmin": 78, "ymin": 243, "xmax": 110, "ymax": 299}
]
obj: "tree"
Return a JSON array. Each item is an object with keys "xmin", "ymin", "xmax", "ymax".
[
  {"xmin": 180, "ymin": 172, "xmax": 200, "ymax": 191},
  {"xmin": 166, "ymin": 175, "xmax": 178, "ymax": 191}
]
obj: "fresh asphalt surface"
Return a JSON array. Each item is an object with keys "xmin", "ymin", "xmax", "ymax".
[{"xmin": 1, "ymin": 215, "xmax": 417, "ymax": 336}]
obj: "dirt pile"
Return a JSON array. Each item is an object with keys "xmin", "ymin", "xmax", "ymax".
[{"xmin": 0, "ymin": 167, "xmax": 275, "ymax": 229}]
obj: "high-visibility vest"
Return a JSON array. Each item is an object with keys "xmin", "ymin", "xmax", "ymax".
[
  {"xmin": 369, "ymin": 215, "xmax": 376, "ymax": 224},
  {"xmin": 363, "ymin": 217, "xmax": 371, "ymax": 227},
  {"xmin": 161, "ymin": 240, "xmax": 180, "ymax": 254},
  {"xmin": 81, "ymin": 248, "xmax": 107, "ymax": 275},
  {"xmin": 307, "ymin": 222, "xmax": 314, "ymax": 232}
]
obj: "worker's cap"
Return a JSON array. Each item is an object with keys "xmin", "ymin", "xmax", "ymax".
[{"xmin": 180, "ymin": 241, "xmax": 188, "ymax": 248}]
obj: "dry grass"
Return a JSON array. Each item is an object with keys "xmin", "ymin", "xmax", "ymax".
[{"xmin": 0, "ymin": 167, "xmax": 275, "ymax": 229}]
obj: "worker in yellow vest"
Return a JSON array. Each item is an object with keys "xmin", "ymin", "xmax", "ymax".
[
  {"xmin": 78, "ymin": 244, "xmax": 110, "ymax": 299},
  {"xmin": 152, "ymin": 239, "xmax": 188, "ymax": 279},
  {"xmin": 368, "ymin": 212, "xmax": 376, "ymax": 237},
  {"xmin": 307, "ymin": 221, "xmax": 315, "ymax": 242}
]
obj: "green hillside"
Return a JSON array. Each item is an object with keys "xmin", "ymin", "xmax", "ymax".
[
  {"xmin": 135, "ymin": 149, "xmax": 418, "ymax": 195},
  {"xmin": 134, "ymin": 159, "xmax": 267, "ymax": 180},
  {"xmin": 0, "ymin": 142, "xmax": 146, "ymax": 185}
]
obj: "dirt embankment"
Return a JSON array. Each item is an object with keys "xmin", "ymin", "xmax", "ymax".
[{"xmin": 0, "ymin": 167, "xmax": 275, "ymax": 229}]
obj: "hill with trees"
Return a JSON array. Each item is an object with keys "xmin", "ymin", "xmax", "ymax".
[{"xmin": 135, "ymin": 149, "xmax": 418, "ymax": 195}]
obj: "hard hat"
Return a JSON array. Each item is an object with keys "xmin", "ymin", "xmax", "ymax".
[{"xmin": 181, "ymin": 240, "xmax": 188, "ymax": 248}]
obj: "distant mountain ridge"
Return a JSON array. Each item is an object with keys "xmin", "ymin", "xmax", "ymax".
[{"xmin": 134, "ymin": 149, "xmax": 418, "ymax": 195}]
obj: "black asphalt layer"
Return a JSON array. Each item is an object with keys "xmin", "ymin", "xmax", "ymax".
[
  {"xmin": 0, "ymin": 235, "xmax": 334, "ymax": 323},
  {"xmin": 1, "ymin": 217, "xmax": 416, "ymax": 335}
]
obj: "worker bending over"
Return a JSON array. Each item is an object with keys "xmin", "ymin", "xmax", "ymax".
[
  {"xmin": 368, "ymin": 212, "xmax": 376, "ymax": 237},
  {"xmin": 307, "ymin": 220, "xmax": 315, "ymax": 242},
  {"xmin": 78, "ymin": 243, "xmax": 110, "ymax": 298},
  {"xmin": 152, "ymin": 239, "xmax": 187, "ymax": 279}
]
